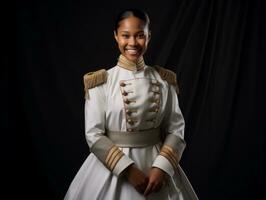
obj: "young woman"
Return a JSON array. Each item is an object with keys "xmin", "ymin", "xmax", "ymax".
[{"xmin": 64, "ymin": 8, "xmax": 198, "ymax": 200}]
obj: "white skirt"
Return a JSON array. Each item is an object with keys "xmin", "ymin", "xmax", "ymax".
[{"xmin": 64, "ymin": 144, "xmax": 198, "ymax": 200}]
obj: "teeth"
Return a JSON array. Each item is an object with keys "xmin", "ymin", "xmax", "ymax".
[{"xmin": 127, "ymin": 49, "xmax": 138, "ymax": 54}]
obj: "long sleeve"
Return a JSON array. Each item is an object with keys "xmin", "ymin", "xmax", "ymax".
[
  {"xmin": 152, "ymin": 84, "xmax": 186, "ymax": 176},
  {"xmin": 85, "ymin": 85, "xmax": 134, "ymax": 176}
]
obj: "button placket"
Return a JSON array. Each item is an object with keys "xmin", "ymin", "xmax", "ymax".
[
  {"xmin": 119, "ymin": 78, "xmax": 163, "ymax": 131},
  {"xmin": 120, "ymin": 80, "xmax": 138, "ymax": 132},
  {"xmin": 149, "ymin": 80, "xmax": 162, "ymax": 127}
]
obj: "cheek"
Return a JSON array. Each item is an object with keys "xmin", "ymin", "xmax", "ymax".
[
  {"xmin": 117, "ymin": 40, "xmax": 126, "ymax": 48},
  {"xmin": 139, "ymin": 39, "xmax": 148, "ymax": 48}
]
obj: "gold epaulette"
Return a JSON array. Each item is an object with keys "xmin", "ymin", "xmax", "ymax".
[
  {"xmin": 154, "ymin": 65, "xmax": 180, "ymax": 94},
  {"xmin": 83, "ymin": 69, "xmax": 107, "ymax": 99}
]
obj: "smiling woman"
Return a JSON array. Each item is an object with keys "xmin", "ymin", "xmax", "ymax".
[
  {"xmin": 64, "ymin": 8, "xmax": 198, "ymax": 200},
  {"xmin": 114, "ymin": 10, "xmax": 150, "ymax": 62}
]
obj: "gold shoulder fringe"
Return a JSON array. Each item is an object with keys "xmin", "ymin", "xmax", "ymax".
[
  {"xmin": 154, "ymin": 65, "xmax": 180, "ymax": 95},
  {"xmin": 83, "ymin": 69, "xmax": 107, "ymax": 99}
]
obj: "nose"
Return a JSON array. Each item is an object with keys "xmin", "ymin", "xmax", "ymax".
[{"xmin": 128, "ymin": 37, "xmax": 137, "ymax": 46}]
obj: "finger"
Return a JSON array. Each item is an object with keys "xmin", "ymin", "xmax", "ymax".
[
  {"xmin": 141, "ymin": 179, "xmax": 149, "ymax": 192},
  {"xmin": 144, "ymin": 177, "xmax": 149, "ymax": 185},
  {"xmin": 136, "ymin": 181, "xmax": 148, "ymax": 194},
  {"xmin": 144, "ymin": 182, "xmax": 153, "ymax": 196}
]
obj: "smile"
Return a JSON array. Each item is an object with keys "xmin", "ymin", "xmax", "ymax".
[{"xmin": 125, "ymin": 48, "xmax": 140, "ymax": 55}]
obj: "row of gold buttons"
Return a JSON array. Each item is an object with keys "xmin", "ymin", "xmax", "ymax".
[
  {"xmin": 148, "ymin": 80, "xmax": 161, "ymax": 126},
  {"xmin": 120, "ymin": 81, "xmax": 138, "ymax": 132}
]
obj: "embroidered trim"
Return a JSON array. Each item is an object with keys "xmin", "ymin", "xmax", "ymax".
[
  {"xmin": 117, "ymin": 54, "xmax": 145, "ymax": 71},
  {"xmin": 105, "ymin": 146, "xmax": 124, "ymax": 171},
  {"xmin": 159, "ymin": 145, "xmax": 180, "ymax": 170},
  {"xmin": 154, "ymin": 65, "xmax": 180, "ymax": 94},
  {"xmin": 83, "ymin": 69, "xmax": 107, "ymax": 99}
]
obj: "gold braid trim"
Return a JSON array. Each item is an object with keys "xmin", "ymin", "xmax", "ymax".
[
  {"xmin": 117, "ymin": 54, "xmax": 145, "ymax": 71},
  {"xmin": 105, "ymin": 146, "xmax": 124, "ymax": 171},
  {"xmin": 109, "ymin": 151, "xmax": 124, "ymax": 171},
  {"xmin": 154, "ymin": 65, "xmax": 179, "ymax": 95},
  {"xmin": 159, "ymin": 145, "xmax": 180, "ymax": 170},
  {"xmin": 105, "ymin": 145, "xmax": 119, "ymax": 166},
  {"xmin": 83, "ymin": 69, "xmax": 107, "ymax": 99},
  {"xmin": 160, "ymin": 151, "xmax": 178, "ymax": 170},
  {"xmin": 163, "ymin": 145, "xmax": 180, "ymax": 163}
]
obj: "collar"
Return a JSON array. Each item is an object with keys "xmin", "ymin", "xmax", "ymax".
[{"xmin": 117, "ymin": 54, "xmax": 145, "ymax": 71}]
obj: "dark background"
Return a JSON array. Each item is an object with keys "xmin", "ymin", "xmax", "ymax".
[{"xmin": 12, "ymin": 0, "xmax": 265, "ymax": 199}]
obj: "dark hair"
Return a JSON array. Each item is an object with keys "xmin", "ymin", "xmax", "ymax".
[{"xmin": 114, "ymin": 9, "xmax": 150, "ymax": 33}]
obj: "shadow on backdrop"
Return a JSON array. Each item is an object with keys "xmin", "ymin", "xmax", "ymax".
[{"xmin": 12, "ymin": 0, "xmax": 266, "ymax": 199}]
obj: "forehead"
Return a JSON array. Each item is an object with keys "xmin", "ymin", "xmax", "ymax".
[{"xmin": 117, "ymin": 16, "xmax": 147, "ymax": 32}]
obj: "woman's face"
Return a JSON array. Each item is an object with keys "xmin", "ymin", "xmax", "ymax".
[{"xmin": 114, "ymin": 16, "xmax": 151, "ymax": 62}]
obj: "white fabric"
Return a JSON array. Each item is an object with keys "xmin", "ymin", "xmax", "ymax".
[
  {"xmin": 152, "ymin": 155, "xmax": 175, "ymax": 177},
  {"xmin": 64, "ymin": 65, "xmax": 198, "ymax": 200}
]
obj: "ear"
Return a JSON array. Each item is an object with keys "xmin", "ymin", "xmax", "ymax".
[
  {"xmin": 148, "ymin": 31, "xmax": 151, "ymax": 42},
  {"xmin": 114, "ymin": 31, "xmax": 118, "ymax": 42}
]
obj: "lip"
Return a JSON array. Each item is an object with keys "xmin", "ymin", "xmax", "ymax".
[
  {"xmin": 126, "ymin": 49, "xmax": 138, "ymax": 53},
  {"xmin": 125, "ymin": 48, "xmax": 138, "ymax": 51},
  {"xmin": 125, "ymin": 48, "xmax": 141, "ymax": 55}
]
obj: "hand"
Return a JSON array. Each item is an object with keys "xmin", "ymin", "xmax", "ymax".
[
  {"xmin": 144, "ymin": 167, "xmax": 167, "ymax": 196},
  {"xmin": 125, "ymin": 164, "xmax": 149, "ymax": 194}
]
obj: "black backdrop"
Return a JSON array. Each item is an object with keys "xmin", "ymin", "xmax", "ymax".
[{"xmin": 12, "ymin": 0, "xmax": 266, "ymax": 199}]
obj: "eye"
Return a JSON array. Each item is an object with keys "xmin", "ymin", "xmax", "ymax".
[
  {"xmin": 121, "ymin": 34, "xmax": 130, "ymax": 39},
  {"xmin": 138, "ymin": 34, "xmax": 145, "ymax": 39},
  {"xmin": 137, "ymin": 33, "xmax": 145, "ymax": 39}
]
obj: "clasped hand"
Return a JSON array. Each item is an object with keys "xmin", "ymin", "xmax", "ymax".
[{"xmin": 125, "ymin": 164, "xmax": 166, "ymax": 196}]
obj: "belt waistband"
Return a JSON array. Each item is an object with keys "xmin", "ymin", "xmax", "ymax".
[{"xmin": 106, "ymin": 127, "xmax": 161, "ymax": 148}]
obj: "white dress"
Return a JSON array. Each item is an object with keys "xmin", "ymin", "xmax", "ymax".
[{"xmin": 64, "ymin": 59, "xmax": 198, "ymax": 200}]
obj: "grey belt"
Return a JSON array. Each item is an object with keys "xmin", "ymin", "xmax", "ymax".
[{"xmin": 106, "ymin": 127, "xmax": 161, "ymax": 148}]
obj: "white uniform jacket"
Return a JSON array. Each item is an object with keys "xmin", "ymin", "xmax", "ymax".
[{"xmin": 64, "ymin": 55, "xmax": 198, "ymax": 200}]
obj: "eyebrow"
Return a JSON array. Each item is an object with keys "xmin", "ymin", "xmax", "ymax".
[{"xmin": 120, "ymin": 31, "xmax": 144, "ymax": 34}]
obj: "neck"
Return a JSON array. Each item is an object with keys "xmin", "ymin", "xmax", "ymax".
[{"xmin": 117, "ymin": 54, "xmax": 145, "ymax": 71}]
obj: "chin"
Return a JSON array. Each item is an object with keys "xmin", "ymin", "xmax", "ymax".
[{"xmin": 124, "ymin": 53, "xmax": 142, "ymax": 62}]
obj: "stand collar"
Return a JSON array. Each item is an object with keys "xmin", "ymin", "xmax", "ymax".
[{"xmin": 117, "ymin": 54, "xmax": 145, "ymax": 71}]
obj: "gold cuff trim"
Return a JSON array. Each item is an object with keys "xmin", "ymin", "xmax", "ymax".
[
  {"xmin": 160, "ymin": 151, "xmax": 178, "ymax": 170},
  {"xmin": 161, "ymin": 149, "xmax": 178, "ymax": 169},
  {"xmin": 159, "ymin": 145, "xmax": 180, "ymax": 170},
  {"xmin": 105, "ymin": 145, "xmax": 124, "ymax": 171},
  {"xmin": 105, "ymin": 146, "xmax": 118, "ymax": 165},
  {"xmin": 109, "ymin": 151, "xmax": 124, "ymax": 171}
]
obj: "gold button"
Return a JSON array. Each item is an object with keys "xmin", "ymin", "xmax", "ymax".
[
  {"xmin": 120, "ymin": 82, "xmax": 126, "ymax": 87},
  {"xmin": 124, "ymin": 99, "xmax": 130, "ymax": 104},
  {"xmin": 127, "ymin": 118, "xmax": 135, "ymax": 125},
  {"xmin": 126, "ymin": 109, "xmax": 132, "ymax": 115},
  {"xmin": 122, "ymin": 91, "xmax": 128, "ymax": 96}
]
